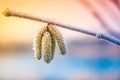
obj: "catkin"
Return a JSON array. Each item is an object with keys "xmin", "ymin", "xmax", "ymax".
[
  {"xmin": 42, "ymin": 31, "xmax": 52, "ymax": 63},
  {"xmin": 51, "ymin": 34, "xmax": 56, "ymax": 60},
  {"xmin": 33, "ymin": 23, "xmax": 66, "ymax": 63},
  {"xmin": 33, "ymin": 26, "xmax": 47, "ymax": 60},
  {"xmin": 48, "ymin": 24, "xmax": 66, "ymax": 55}
]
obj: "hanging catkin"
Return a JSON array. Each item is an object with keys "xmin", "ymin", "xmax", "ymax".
[
  {"xmin": 50, "ymin": 34, "xmax": 56, "ymax": 60},
  {"xmin": 48, "ymin": 24, "xmax": 66, "ymax": 55},
  {"xmin": 33, "ymin": 24, "xmax": 66, "ymax": 63},
  {"xmin": 42, "ymin": 31, "xmax": 52, "ymax": 63},
  {"xmin": 33, "ymin": 26, "xmax": 47, "ymax": 60}
]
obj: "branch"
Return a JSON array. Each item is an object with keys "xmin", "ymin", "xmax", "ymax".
[{"xmin": 2, "ymin": 8, "xmax": 120, "ymax": 46}]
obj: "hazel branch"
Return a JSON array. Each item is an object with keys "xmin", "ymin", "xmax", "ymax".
[{"xmin": 2, "ymin": 8, "xmax": 120, "ymax": 46}]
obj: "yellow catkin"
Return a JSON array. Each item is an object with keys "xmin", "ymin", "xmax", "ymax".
[
  {"xmin": 42, "ymin": 31, "xmax": 52, "ymax": 63},
  {"xmin": 33, "ymin": 26, "xmax": 47, "ymax": 60},
  {"xmin": 48, "ymin": 24, "xmax": 66, "ymax": 55},
  {"xmin": 51, "ymin": 34, "xmax": 56, "ymax": 60}
]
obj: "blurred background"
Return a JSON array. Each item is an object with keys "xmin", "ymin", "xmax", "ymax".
[{"xmin": 0, "ymin": 0, "xmax": 120, "ymax": 80}]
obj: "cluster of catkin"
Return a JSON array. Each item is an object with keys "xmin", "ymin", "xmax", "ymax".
[{"xmin": 33, "ymin": 24, "xmax": 66, "ymax": 63}]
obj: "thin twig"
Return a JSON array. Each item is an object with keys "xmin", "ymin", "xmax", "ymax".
[{"xmin": 2, "ymin": 8, "xmax": 120, "ymax": 46}]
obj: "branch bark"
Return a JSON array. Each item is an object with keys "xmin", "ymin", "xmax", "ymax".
[{"xmin": 2, "ymin": 8, "xmax": 120, "ymax": 46}]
